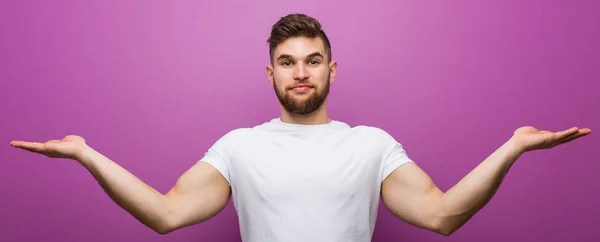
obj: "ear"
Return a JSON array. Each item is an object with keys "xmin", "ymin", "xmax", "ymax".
[
  {"xmin": 266, "ymin": 64, "xmax": 274, "ymax": 86},
  {"xmin": 328, "ymin": 60, "xmax": 337, "ymax": 84}
]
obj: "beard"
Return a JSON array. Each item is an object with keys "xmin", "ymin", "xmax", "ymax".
[{"xmin": 273, "ymin": 74, "xmax": 330, "ymax": 115}]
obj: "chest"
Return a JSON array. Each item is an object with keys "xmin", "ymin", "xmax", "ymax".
[{"xmin": 229, "ymin": 133, "xmax": 384, "ymax": 202}]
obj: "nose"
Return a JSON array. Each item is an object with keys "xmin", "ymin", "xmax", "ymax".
[{"xmin": 293, "ymin": 63, "xmax": 309, "ymax": 81}]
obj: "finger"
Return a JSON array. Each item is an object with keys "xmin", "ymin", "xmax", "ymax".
[
  {"xmin": 554, "ymin": 127, "xmax": 579, "ymax": 140},
  {"xmin": 10, "ymin": 141, "xmax": 46, "ymax": 153},
  {"xmin": 555, "ymin": 130, "xmax": 590, "ymax": 145},
  {"xmin": 556, "ymin": 135, "xmax": 582, "ymax": 146},
  {"xmin": 9, "ymin": 140, "xmax": 30, "ymax": 148}
]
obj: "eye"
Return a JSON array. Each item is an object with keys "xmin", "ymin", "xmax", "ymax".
[
  {"xmin": 308, "ymin": 60, "xmax": 320, "ymax": 65},
  {"xmin": 281, "ymin": 61, "xmax": 293, "ymax": 67}
]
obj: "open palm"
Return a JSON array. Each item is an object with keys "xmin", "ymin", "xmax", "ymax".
[
  {"xmin": 10, "ymin": 135, "xmax": 88, "ymax": 160},
  {"xmin": 512, "ymin": 126, "xmax": 591, "ymax": 152}
]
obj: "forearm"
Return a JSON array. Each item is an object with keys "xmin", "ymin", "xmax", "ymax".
[
  {"xmin": 436, "ymin": 139, "xmax": 523, "ymax": 235},
  {"xmin": 77, "ymin": 146, "xmax": 170, "ymax": 233}
]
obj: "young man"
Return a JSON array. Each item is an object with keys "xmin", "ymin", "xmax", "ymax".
[{"xmin": 10, "ymin": 14, "xmax": 591, "ymax": 242}]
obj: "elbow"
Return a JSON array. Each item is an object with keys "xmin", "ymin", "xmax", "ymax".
[
  {"xmin": 153, "ymin": 202, "xmax": 180, "ymax": 235},
  {"xmin": 432, "ymin": 224, "xmax": 456, "ymax": 236},
  {"xmin": 436, "ymin": 226, "xmax": 456, "ymax": 237},
  {"xmin": 151, "ymin": 215, "xmax": 176, "ymax": 235},
  {"xmin": 154, "ymin": 225, "xmax": 172, "ymax": 235},
  {"xmin": 431, "ymin": 217, "xmax": 457, "ymax": 236}
]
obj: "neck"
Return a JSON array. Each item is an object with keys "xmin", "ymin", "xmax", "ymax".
[{"xmin": 279, "ymin": 103, "xmax": 331, "ymax": 125}]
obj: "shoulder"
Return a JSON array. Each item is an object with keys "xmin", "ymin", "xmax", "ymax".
[
  {"xmin": 210, "ymin": 127, "xmax": 253, "ymax": 149},
  {"xmin": 213, "ymin": 118, "xmax": 286, "ymax": 144},
  {"xmin": 353, "ymin": 125, "xmax": 396, "ymax": 140},
  {"xmin": 222, "ymin": 127, "xmax": 253, "ymax": 138},
  {"xmin": 352, "ymin": 125, "xmax": 403, "ymax": 151}
]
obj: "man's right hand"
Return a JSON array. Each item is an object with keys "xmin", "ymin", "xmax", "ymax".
[
  {"xmin": 9, "ymin": 135, "xmax": 231, "ymax": 234},
  {"xmin": 10, "ymin": 135, "xmax": 89, "ymax": 161}
]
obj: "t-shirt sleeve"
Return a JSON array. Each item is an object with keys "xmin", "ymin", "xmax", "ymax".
[
  {"xmin": 198, "ymin": 128, "xmax": 247, "ymax": 184},
  {"xmin": 379, "ymin": 129, "xmax": 415, "ymax": 183}
]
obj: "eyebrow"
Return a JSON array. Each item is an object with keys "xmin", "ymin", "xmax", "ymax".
[
  {"xmin": 276, "ymin": 52, "xmax": 325, "ymax": 61},
  {"xmin": 306, "ymin": 52, "xmax": 324, "ymax": 59}
]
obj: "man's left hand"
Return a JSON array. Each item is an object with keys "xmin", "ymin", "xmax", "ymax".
[{"xmin": 510, "ymin": 126, "xmax": 591, "ymax": 153}]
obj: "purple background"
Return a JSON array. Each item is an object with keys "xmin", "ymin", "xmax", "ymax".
[{"xmin": 1, "ymin": 1, "xmax": 599, "ymax": 241}]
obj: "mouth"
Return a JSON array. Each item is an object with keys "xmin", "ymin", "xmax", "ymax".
[{"xmin": 290, "ymin": 85, "xmax": 313, "ymax": 92}]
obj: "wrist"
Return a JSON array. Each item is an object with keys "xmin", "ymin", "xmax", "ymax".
[
  {"xmin": 505, "ymin": 137, "xmax": 526, "ymax": 157},
  {"xmin": 75, "ymin": 145, "xmax": 97, "ymax": 168}
]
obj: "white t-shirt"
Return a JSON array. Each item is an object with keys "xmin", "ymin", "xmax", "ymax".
[{"xmin": 200, "ymin": 117, "xmax": 414, "ymax": 242}]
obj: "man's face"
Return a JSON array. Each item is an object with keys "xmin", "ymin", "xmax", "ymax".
[{"xmin": 267, "ymin": 36, "xmax": 337, "ymax": 115}]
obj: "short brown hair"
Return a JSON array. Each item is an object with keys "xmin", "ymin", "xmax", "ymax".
[{"xmin": 267, "ymin": 13, "xmax": 332, "ymax": 64}]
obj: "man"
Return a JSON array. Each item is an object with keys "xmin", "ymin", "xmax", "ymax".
[{"xmin": 10, "ymin": 14, "xmax": 591, "ymax": 242}]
